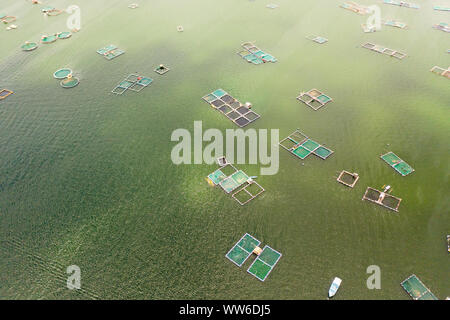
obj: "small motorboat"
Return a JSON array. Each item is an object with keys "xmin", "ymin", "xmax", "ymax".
[{"xmin": 328, "ymin": 277, "xmax": 342, "ymax": 298}]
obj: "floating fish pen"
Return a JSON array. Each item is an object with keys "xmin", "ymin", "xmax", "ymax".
[
  {"xmin": 154, "ymin": 64, "xmax": 170, "ymax": 75},
  {"xmin": 279, "ymin": 129, "xmax": 334, "ymax": 161},
  {"xmin": 306, "ymin": 35, "xmax": 328, "ymax": 44},
  {"xmin": 430, "ymin": 66, "xmax": 450, "ymax": 79},
  {"xmin": 0, "ymin": 89, "xmax": 13, "ymax": 100},
  {"xmin": 41, "ymin": 34, "xmax": 57, "ymax": 44},
  {"xmin": 96, "ymin": 45, "xmax": 125, "ymax": 60},
  {"xmin": 111, "ymin": 74, "xmax": 153, "ymax": 95},
  {"xmin": 21, "ymin": 41, "xmax": 38, "ymax": 51},
  {"xmin": 337, "ymin": 171, "xmax": 359, "ymax": 188},
  {"xmin": 434, "ymin": 6, "xmax": 450, "ymax": 11},
  {"xmin": 57, "ymin": 31, "xmax": 72, "ymax": 39},
  {"xmin": 202, "ymin": 89, "xmax": 261, "ymax": 128},
  {"xmin": 41, "ymin": 7, "xmax": 63, "ymax": 16},
  {"xmin": 297, "ymin": 88, "xmax": 333, "ymax": 111},
  {"xmin": 380, "ymin": 152, "xmax": 414, "ymax": 176},
  {"xmin": 362, "ymin": 42, "xmax": 407, "ymax": 60},
  {"xmin": 384, "ymin": 20, "xmax": 407, "ymax": 29},
  {"xmin": 383, "ymin": 0, "xmax": 419, "ymax": 9},
  {"xmin": 433, "ymin": 23, "xmax": 450, "ymax": 33},
  {"xmin": 362, "ymin": 186, "xmax": 401, "ymax": 212},
  {"xmin": 340, "ymin": 1, "xmax": 370, "ymax": 15},
  {"xmin": 53, "ymin": 68, "xmax": 72, "ymax": 79},
  {"xmin": 401, "ymin": 275, "xmax": 438, "ymax": 300},
  {"xmin": 1, "ymin": 15, "xmax": 16, "ymax": 24},
  {"xmin": 237, "ymin": 42, "xmax": 277, "ymax": 65},
  {"xmin": 206, "ymin": 158, "xmax": 264, "ymax": 206},
  {"xmin": 60, "ymin": 75, "xmax": 79, "ymax": 89},
  {"xmin": 226, "ymin": 233, "xmax": 282, "ymax": 282}
]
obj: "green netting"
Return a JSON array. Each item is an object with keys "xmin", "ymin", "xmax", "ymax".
[
  {"xmin": 314, "ymin": 146, "xmax": 332, "ymax": 159},
  {"xmin": 393, "ymin": 161, "xmax": 414, "ymax": 176},
  {"xmin": 119, "ymin": 81, "xmax": 134, "ymax": 89},
  {"xmin": 238, "ymin": 234, "xmax": 261, "ymax": 253},
  {"xmin": 254, "ymin": 50, "xmax": 265, "ymax": 57},
  {"xmin": 226, "ymin": 246, "xmax": 251, "ymax": 267},
  {"xmin": 258, "ymin": 247, "xmax": 281, "ymax": 267},
  {"xmin": 0, "ymin": 14, "xmax": 6, "ymax": 19},
  {"xmin": 418, "ymin": 291, "xmax": 438, "ymax": 300},
  {"xmin": 58, "ymin": 32, "xmax": 71, "ymax": 39},
  {"xmin": 60, "ymin": 78, "xmax": 79, "ymax": 88},
  {"xmin": 247, "ymin": 259, "xmax": 272, "ymax": 281},
  {"xmin": 41, "ymin": 35, "xmax": 57, "ymax": 44},
  {"xmin": 231, "ymin": 170, "xmax": 249, "ymax": 185},
  {"xmin": 301, "ymin": 139, "xmax": 320, "ymax": 151},
  {"xmin": 220, "ymin": 177, "xmax": 240, "ymax": 193},
  {"xmin": 137, "ymin": 77, "xmax": 153, "ymax": 86},
  {"xmin": 208, "ymin": 169, "xmax": 227, "ymax": 185},
  {"xmin": 381, "ymin": 152, "xmax": 402, "ymax": 165},
  {"xmin": 317, "ymin": 94, "xmax": 331, "ymax": 103},
  {"xmin": 213, "ymin": 89, "xmax": 227, "ymax": 98},
  {"xmin": 401, "ymin": 275, "xmax": 430, "ymax": 299},
  {"xmin": 293, "ymin": 146, "xmax": 312, "ymax": 159},
  {"xmin": 21, "ymin": 42, "xmax": 38, "ymax": 51},
  {"xmin": 53, "ymin": 68, "xmax": 72, "ymax": 79}
]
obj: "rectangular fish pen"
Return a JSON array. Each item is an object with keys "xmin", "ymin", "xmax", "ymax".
[
  {"xmin": 306, "ymin": 35, "xmax": 328, "ymax": 44},
  {"xmin": 383, "ymin": 0, "xmax": 420, "ymax": 9},
  {"xmin": 111, "ymin": 74, "xmax": 153, "ymax": 95},
  {"xmin": 96, "ymin": 45, "xmax": 125, "ymax": 60},
  {"xmin": 206, "ymin": 158, "xmax": 264, "ymax": 205},
  {"xmin": 279, "ymin": 129, "xmax": 334, "ymax": 161},
  {"xmin": 226, "ymin": 233, "xmax": 282, "ymax": 282},
  {"xmin": 297, "ymin": 88, "xmax": 333, "ymax": 111},
  {"xmin": 340, "ymin": 1, "xmax": 370, "ymax": 14},
  {"xmin": 384, "ymin": 20, "xmax": 407, "ymax": 29},
  {"xmin": 380, "ymin": 152, "xmax": 414, "ymax": 176},
  {"xmin": 202, "ymin": 88, "xmax": 261, "ymax": 127},
  {"xmin": 337, "ymin": 170, "xmax": 360, "ymax": 188},
  {"xmin": 430, "ymin": 66, "xmax": 450, "ymax": 79},
  {"xmin": 362, "ymin": 42, "xmax": 407, "ymax": 60},
  {"xmin": 401, "ymin": 275, "xmax": 438, "ymax": 300},
  {"xmin": 362, "ymin": 187, "xmax": 402, "ymax": 212},
  {"xmin": 237, "ymin": 41, "xmax": 277, "ymax": 65}
]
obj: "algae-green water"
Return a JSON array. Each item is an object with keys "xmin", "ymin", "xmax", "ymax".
[{"xmin": 0, "ymin": 0, "xmax": 448, "ymax": 299}]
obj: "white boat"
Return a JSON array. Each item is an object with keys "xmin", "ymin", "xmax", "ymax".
[{"xmin": 328, "ymin": 277, "xmax": 342, "ymax": 298}]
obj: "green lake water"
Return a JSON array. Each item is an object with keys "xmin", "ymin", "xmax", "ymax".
[{"xmin": 0, "ymin": 0, "xmax": 448, "ymax": 299}]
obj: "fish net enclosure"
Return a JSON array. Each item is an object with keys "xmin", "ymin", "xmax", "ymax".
[{"xmin": 365, "ymin": 188, "xmax": 381, "ymax": 201}]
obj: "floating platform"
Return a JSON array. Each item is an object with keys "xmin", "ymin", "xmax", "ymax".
[
  {"xmin": 430, "ymin": 66, "xmax": 450, "ymax": 79},
  {"xmin": 154, "ymin": 64, "xmax": 170, "ymax": 75},
  {"xmin": 306, "ymin": 35, "xmax": 328, "ymax": 44},
  {"xmin": 279, "ymin": 129, "xmax": 334, "ymax": 161},
  {"xmin": 111, "ymin": 74, "xmax": 153, "ymax": 95},
  {"xmin": 202, "ymin": 89, "xmax": 261, "ymax": 128},
  {"xmin": 380, "ymin": 152, "xmax": 414, "ymax": 176},
  {"xmin": 362, "ymin": 186, "xmax": 401, "ymax": 212},
  {"xmin": 384, "ymin": 20, "xmax": 407, "ymax": 29},
  {"xmin": 297, "ymin": 88, "xmax": 333, "ymax": 111},
  {"xmin": 362, "ymin": 42, "xmax": 407, "ymax": 60},
  {"xmin": 340, "ymin": 1, "xmax": 370, "ymax": 15},
  {"xmin": 53, "ymin": 68, "xmax": 72, "ymax": 79},
  {"xmin": 383, "ymin": 0, "xmax": 419, "ymax": 9},
  {"xmin": 401, "ymin": 275, "xmax": 438, "ymax": 300},
  {"xmin": 0, "ymin": 89, "xmax": 13, "ymax": 100},
  {"xmin": 207, "ymin": 159, "xmax": 264, "ymax": 205},
  {"xmin": 433, "ymin": 23, "xmax": 450, "ymax": 33},
  {"xmin": 96, "ymin": 45, "xmax": 125, "ymax": 60},
  {"xmin": 237, "ymin": 42, "xmax": 277, "ymax": 65},
  {"xmin": 337, "ymin": 171, "xmax": 359, "ymax": 188},
  {"xmin": 226, "ymin": 233, "xmax": 282, "ymax": 282},
  {"xmin": 21, "ymin": 41, "xmax": 38, "ymax": 51}
]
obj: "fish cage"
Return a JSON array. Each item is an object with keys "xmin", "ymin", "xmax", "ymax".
[
  {"xmin": 0, "ymin": 89, "xmax": 13, "ymax": 100},
  {"xmin": 57, "ymin": 31, "xmax": 72, "ymax": 39},
  {"xmin": 297, "ymin": 88, "xmax": 333, "ymax": 111},
  {"xmin": 279, "ymin": 129, "xmax": 334, "ymax": 161},
  {"xmin": 41, "ymin": 35, "xmax": 57, "ymax": 44},
  {"xmin": 430, "ymin": 66, "xmax": 450, "ymax": 79},
  {"xmin": 306, "ymin": 35, "xmax": 328, "ymax": 44},
  {"xmin": 96, "ymin": 45, "xmax": 125, "ymax": 60},
  {"xmin": 340, "ymin": 1, "xmax": 370, "ymax": 14},
  {"xmin": 337, "ymin": 171, "xmax": 360, "ymax": 188},
  {"xmin": 202, "ymin": 89, "xmax": 261, "ymax": 128},
  {"xmin": 53, "ymin": 68, "xmax": 72, "ymax": 79},
  {"xmin": 383, "ymin": 0, "xmax": 419, "ymax": 9},
  {"xmin": 226, "ymin": 233, "xmax": 282, "ymax": 282},
  {"xmin": 362, "ymin": 42, "xmax": 407, "ymax": 59},
  {"xmin": 154, "ymin": 64, "xmax": 170, "ymax": 75},
  {"xmin": 111, "ymin": 74, "xmax": 153, "ymax": 95},
  {"xmin": 237, "ymin": 41, "xmax": 277, "ymax": 65},
  {"xmin": 21, "ymin": 41, "xmax": 38, "ymax": 51},
  {"xmin": 384, "ymin": 20, "xmax": 407, "ymax": 29},
  {"xmin": 380, "ymin": 152, "xmax": 414, "ymax": 176},
  {"xmin": 401, "ymin": 275, "xmax": 438, "ymax": 300},
  {"xmin": 362, "ymin": 187, "xmax": 402, "ymax": 212},
  {"xmin": 60, "ymin": 76, "xmax": 79, "ymax": 88}
]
